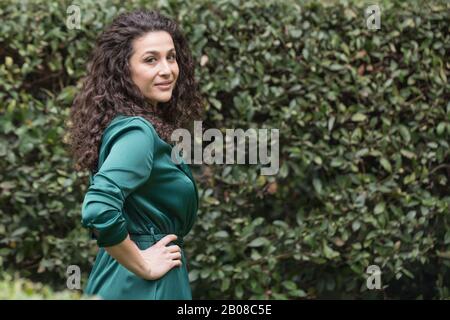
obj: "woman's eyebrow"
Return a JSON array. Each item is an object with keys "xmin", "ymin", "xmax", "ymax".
[{"xmin": 142, "ymin": 48, "xmax": 176, "ymax": 56}]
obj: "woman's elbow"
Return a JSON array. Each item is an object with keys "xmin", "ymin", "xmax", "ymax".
[{"xmin": 81, "ymin": 199, "xmax": 101, "ymax": 228}]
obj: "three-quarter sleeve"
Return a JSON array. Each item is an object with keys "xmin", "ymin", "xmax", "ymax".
[{"xmin": 81, "ymin": 119, "xmax": 155, "ymax": 247}]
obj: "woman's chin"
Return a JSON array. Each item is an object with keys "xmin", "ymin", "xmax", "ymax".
[
  {"xmin": 156, "ymin": 95, "xmax": 172, "ymax": 103},
  {"xmin": 147, "ymin": 94, "xmax": 172, "ymax": 104}
]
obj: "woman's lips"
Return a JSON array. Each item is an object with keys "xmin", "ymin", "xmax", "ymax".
[{"xmin": 155, "ymin": 81, "xmax": 173, "ymax": 90}]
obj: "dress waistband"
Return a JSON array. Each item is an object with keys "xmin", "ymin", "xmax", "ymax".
[{"xmin": 129, "ymin": 227, "xmax": 184, "ymax": 248}]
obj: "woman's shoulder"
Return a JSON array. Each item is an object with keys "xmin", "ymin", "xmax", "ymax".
[
  {"xmin": 100, "ymin": 114, "xmax": 159, "ymax": 143},
  {"xmin": 99, "ymin": 114, "xmax": 158, "ymax": 152},
  {"xmin": 108, "ymin": 114, "xmax": 157, "ymax": 135}
]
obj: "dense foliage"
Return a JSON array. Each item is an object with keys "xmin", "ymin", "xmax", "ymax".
[{"xmin": 0, "ymin": 0, "xmax": 449, "ymax": 299}]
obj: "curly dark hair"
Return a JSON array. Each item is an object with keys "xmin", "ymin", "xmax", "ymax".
[{"xmin": 68, "ymin": 9, "xmax": 204, "ymax": 173}]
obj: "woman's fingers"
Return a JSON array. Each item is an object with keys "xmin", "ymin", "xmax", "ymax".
[
  {"xmin": 157, "ymin": 234, "xmax": 178, "ymax": 247},
  {"xmin": 172, "ymin": 260, "xmax": 182, "ymax": 267},
  {"xmin": 167, "ymin": 244, "xmax": 181, "ymax": 253},
  {"xmin": 170, "ymin": 252, "xmax": 182, "ymax": 260}
]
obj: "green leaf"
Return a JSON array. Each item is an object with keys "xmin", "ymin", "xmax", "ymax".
[
  {"xmin": 331, "ymin": 158, "xmax": 344, "ymax": 167},
  {"xmin": 282, "ymin": 281, "xmax": 297, "ymax": 291},
  {"xmin": 289, "ymin": 29, "xmax": 302, "ymax": 38},
  {"xmin": 400, "ymin": 149, "xmax": 416, "ymax": 159},
  {"xmin": 221, "ymin": 278, "xmax": 230, "ymax": 291},
  {"xmin": 11, "ymin": 227, "xmax": 28, "ymax": 238},
  {"xmin": 314, "ymin": 156, "xmax": 323, "ymax": 165},
  {"xmin": 323, "ymin": 242, "xmax": 340, "ymax": 259},
  {"xmin": 5, "ymin": 56, "xmax": 13, "ymax": 67},
  {"xmin": 436, "ymin": 122, "xmax": 446, "ymax": 136},
  {"xmin": 398, "ymin": 125, "xmax": 411, "ymax": 143},
  {"xmin": 351, "ymin": 113, "xmax": 367, "ymax": 122},
  {"xmin": 214, "ymin": 231, "xmax": 229, "ymax": 238},
  {"xmin": 248, "ymin": 237, "xmax": 269, "ymax": 247},
  {"xmin": 374, "ymin": 202, "xmax": 386, "ymax": 215},
  {"xmin": 380, "ymin": 158, "xmax": 392, "ymax": 172},
  {"xmin": 189, "ymin": 270, "xmax": 199, "ymax": 282},
  {"xmin": 329, "ymin": 64, "xmax": 344, "ymax": 71},
  {"xmin": 313, "ymin": 178, "xmax": 322, "ymax": 194},
  {"xmin": 352, "ymin": 221, "xmax": 361, "ymax": 231}
]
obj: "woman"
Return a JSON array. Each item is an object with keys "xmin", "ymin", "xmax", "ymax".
[{"xmin": 68, "ymin": 10, "xmax": 203, "ymax": 299}]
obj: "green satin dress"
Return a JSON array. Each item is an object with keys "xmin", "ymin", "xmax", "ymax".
[{"xmin": 81, "ymin": 114, "xmax": 198, "ymax": 300}]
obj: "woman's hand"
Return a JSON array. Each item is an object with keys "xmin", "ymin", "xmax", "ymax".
[{"xmin": 139, "ymin": 234, "xmax": 182, "ymax": 280}]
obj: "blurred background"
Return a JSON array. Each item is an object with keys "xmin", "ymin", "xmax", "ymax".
[{"xmin": 0, "ymin": 0, "xmax": 449, "ymax": 299}]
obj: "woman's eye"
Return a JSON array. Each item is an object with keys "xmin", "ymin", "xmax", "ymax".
[{"xmin": 145, "ymin": 55, "xmax": 176, "ymax": 63}]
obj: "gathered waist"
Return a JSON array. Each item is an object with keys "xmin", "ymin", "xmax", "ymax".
[{"xmin": 129, "ymin": 227, "xmax": 184, "ymax": 248}]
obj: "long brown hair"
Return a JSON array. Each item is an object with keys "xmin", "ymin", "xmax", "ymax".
[{"xmin": 67, "ymin": 10, "xmax": 204, "ymax": 173}]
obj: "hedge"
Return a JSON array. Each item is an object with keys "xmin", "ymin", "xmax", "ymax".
[
  {"xmin": 0, "ymin": 272, "xmax": 92, "ymax": 299},
  {"xmin": 0, "ymin": 0, "xmax": 449, "ymax": 299}
]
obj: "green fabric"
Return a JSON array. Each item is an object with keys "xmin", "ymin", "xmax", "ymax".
[{"xmin": 81, "ymin": 114, "xmax": 198, "ymax": 300}]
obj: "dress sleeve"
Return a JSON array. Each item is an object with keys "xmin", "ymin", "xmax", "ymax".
[{"xmin": 81, "ymin": 119, "xmax": 155, "ymax": 247}]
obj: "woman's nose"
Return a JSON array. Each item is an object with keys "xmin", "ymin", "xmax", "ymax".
[{"xmin": 158, "ymin": 59, "xmax": 171, "ymax": 75}]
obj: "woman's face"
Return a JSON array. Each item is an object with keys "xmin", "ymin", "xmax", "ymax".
[{"xmin": 129, "ymin": 31, "xmax": 179, "ymax": 107}]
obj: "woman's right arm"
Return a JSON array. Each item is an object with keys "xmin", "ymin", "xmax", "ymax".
[
  {"xmin": 81, "ymin": 119, "xmax": 181, "ymax": 280},
  {"xmin": 104, "ymin": 233, "xmax": 182, "ymax": 280}
]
